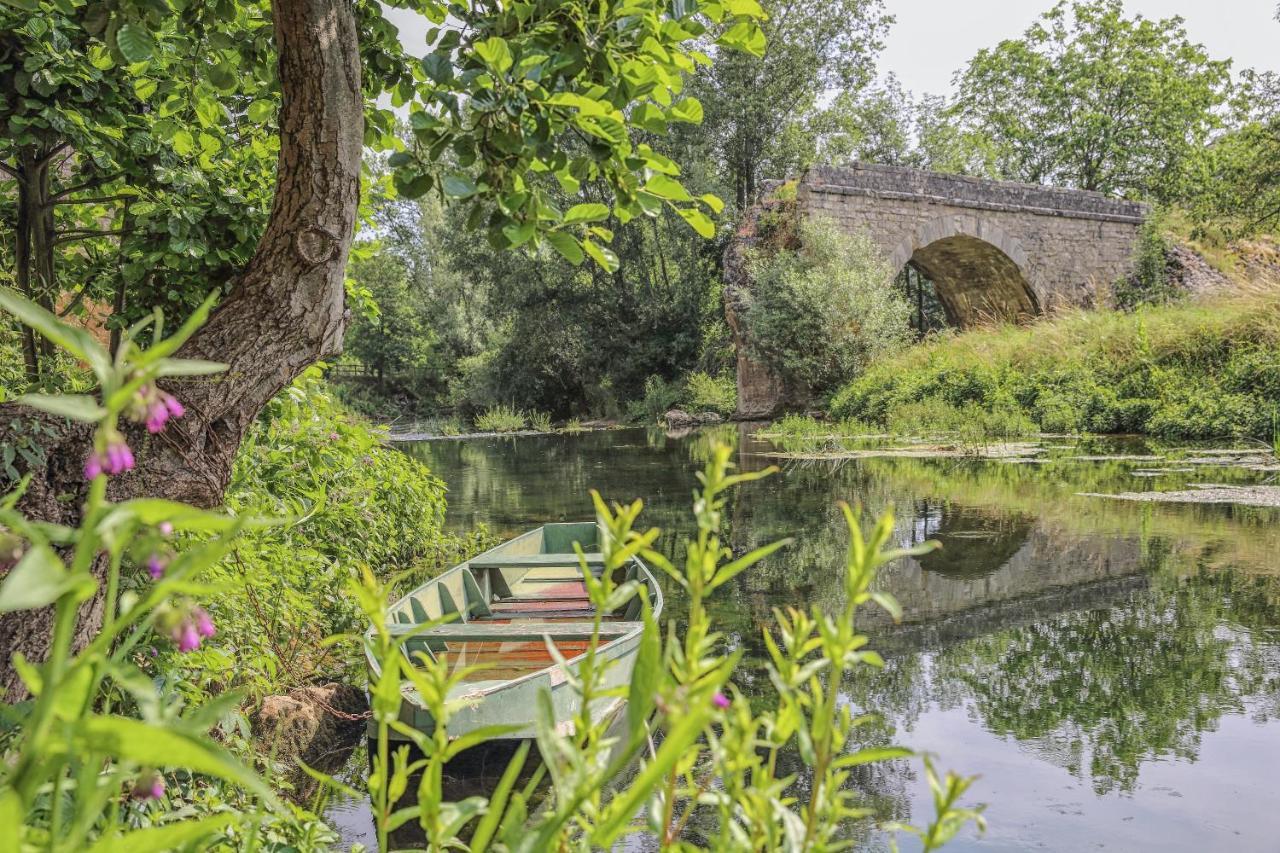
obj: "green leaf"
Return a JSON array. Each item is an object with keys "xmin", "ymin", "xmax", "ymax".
[
  {"xmin": 719, "ymin": 21, "xmax": 766, "ymax": 56},
  {"xmin": 87, "ymin": 814, "xmax": 239, "ymax": 853},
  {"xmin": 724, "ymin": 0, "xmax": 766, "ymax": 16},
  {"xmin": 677, "ymin": 206, "xmax": 716, "ymax": 238},
  {"xmin": 154, "ymin": 358, "xmax": 227, "ymax": 378},
  {"xmin": 16, "ymin": 394, "xmax": 105, "ymax": 423},
  {"xmin": 563, "ymin": 203, "xmax": 609, "ymax": 225},
  {"xmin": 700, "ymin": 193, "xmax": 726, "ymax": 215},
  {"xmin": 643, "ymin": 174, "xmax": 694, "ymax": 202},
  {"xmin": 582, "ymin": 240, "xmax": 619, "ymax": 273},
  {"xmin": 422, "ymin": 52, "xmax": 453, "ymax": 85},
  {"xmin": 502, "ymin": 220, "xmax": 536, "ymax": 248},
  {"xmin": 115, "ymin": 24, "xmax": 156, "ymax": 64},
  {"xmin": 0, "ymin": 287, "xmax": 111, "ymax": 382},
  {"xmin": 626, "ymin": 596, "xmax": 660, "ymax": 737},
  {"xmin": 172, "ymin": 129, "xmax": 195, "ymax": 156},
  {"xmin": 0, "ymin": 789, "xmax": 22, "ymax": 851},
  {"xmin": 669, "ymin": 97, "xmax": 704, "ymax": 123},
  {"xmin": 474, "ymin": 37, "xmax": 513, "ymax": 74},
  {"xmin": 133, "ymin": 78, "xmax": 158, "ymax": 100},
  {"xmin": 0, "ymin": 544, "xmax": 82, "ymax": 613},
  {"xmin": 545, "ymin": 231, "xmax": 584, "ymax": 265},
  {"xmin": 470, "ymin": 741, "xmax": 529, "ymax": 853},
  {"xmin": 73, "ymin": 715, "xmax": 279, "ymax": 806},
  {"xmin": 247, "ymin": 100, "xmax": 274, "ymax": 123},
  {"xmin": 442, "ymin": 174, "xmax": 478, "ymax": 198}
]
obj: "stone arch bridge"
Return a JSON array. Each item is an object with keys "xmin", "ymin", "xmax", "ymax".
[{"xmin": 726, "ymin": 163, "xmax": 1147, "ymax": 418}]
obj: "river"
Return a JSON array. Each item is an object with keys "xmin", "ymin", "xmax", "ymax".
[{"xmin": 330, "ymin": 425, "xmax": 1280, "ymax": 851}]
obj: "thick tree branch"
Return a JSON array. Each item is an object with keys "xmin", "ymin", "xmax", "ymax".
[
  {"xmin": 49, "ymin": 194, "xmax": 132, "ymax": 207},
  {"xmin": 52, "ymin": 228, "xmax": 133, "ymax": 246},
  {"xmin": 50, "ymin": 173, "xmax": 124, "ymax": 200}
]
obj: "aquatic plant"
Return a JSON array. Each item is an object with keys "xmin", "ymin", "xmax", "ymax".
[
  {"xmin": 528, "ymin": 410, "xmax": 554, "ymax": 433},
  {"xmin": 474, "ymin": 404, "xmax": 526, "ymax": 433}
]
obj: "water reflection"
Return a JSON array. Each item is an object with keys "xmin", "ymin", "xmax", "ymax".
[{"xmin": 376, "ymin": 426, "xmax": 1280, "ymax": 851}]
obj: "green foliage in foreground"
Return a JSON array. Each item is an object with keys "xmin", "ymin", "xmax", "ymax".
[
  {"xmin": 1, "ymin": 287, "xmax": 982, "ymax": 851},
  {"xmin": 831, "ymin": 286, "xmax": 1280, "ymax": 440},
  {"xmin": 339, "ymin": 445, "xmax": 983, "ymax": 850}
]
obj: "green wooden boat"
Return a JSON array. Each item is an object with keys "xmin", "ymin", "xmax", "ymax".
[{"xmin": 368, "ymin": 521, "xmax": 663, "ymax": 741}]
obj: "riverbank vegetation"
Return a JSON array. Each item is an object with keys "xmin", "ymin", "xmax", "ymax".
[{"xmin": 830, "ymin": 277, "xmax": 1280, "ymax": 440}]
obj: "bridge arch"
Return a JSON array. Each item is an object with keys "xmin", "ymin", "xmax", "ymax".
[{"xmin": 889, "ymin": 215, "xmax": 1040, "ymax": 327}]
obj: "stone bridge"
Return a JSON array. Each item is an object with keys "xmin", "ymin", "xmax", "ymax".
[{"xmin": 727, "ymin": 163, "xmax": 1147, "ymax": 418}]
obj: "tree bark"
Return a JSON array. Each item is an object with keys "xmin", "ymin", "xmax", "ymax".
[{"xmin": 0, "ymin": 0, "xmax": 364, "ymax": 699}]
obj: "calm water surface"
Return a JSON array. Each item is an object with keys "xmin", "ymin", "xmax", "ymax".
[{"xmin": 336, "ymin": 426, "xmax": 1280, "ymax": 851}]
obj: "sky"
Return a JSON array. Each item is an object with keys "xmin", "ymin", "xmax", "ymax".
[{"xmin": 880, "ymin": 0, "xmax": 1280, "ymax": 97}]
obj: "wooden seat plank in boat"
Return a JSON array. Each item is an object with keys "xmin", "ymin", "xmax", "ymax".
[
  {"xmin": 469, "ymin": 552, "xmax": 605, "ymax": 570},
  {"xmin": 387, "ymin": 620, "xmax": 640, "ymax": 641}
]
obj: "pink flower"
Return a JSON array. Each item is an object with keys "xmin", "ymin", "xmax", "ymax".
[
  {"xmin": 84, "ymin": 435, "xmax": 135, "ymax": 480},
  {"xmin": 194, "ymin": 607, "xmax": 216, "ymax": 639},
  {"xmin": 133, "ymin": 770, "xmax": 165, "ymax": 800},
  {"xmin": 146, "ymin": 553, "xmax": 167, "ymax": 580},
  {"xmin": 130, "ymin": 384, "xmax": 185, "ymax": 434},
  {"xmin": 713, "ymin": 692, "xmax": 730, "ymax": 710},
  {"xmin": 175, "ymin": 623, "xmax": 201, "ymax": 653},
  {"xmin": 158, "ymin": 521, "xmax": 174, "ymax": 536},
  {"xmin": 328, "ymin": 432, "xmax": 340, "ymax": 440},
  {"xmin": 83, "ymin": 453, "xmax": 104, "ymax": 480},
  {"xmin": 104, "ymin": 440, "xmax": 134, "ymax": 475}
]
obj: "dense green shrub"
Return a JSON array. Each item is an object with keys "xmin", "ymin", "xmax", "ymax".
[
  {"xmin": 742, "ymin": 217, "xmax": 912, "ymax": 400},
  {"xmin": 628, "ymin": 374, "xmax": 685, "ymax": 423},
  {"xmin": 685, "ymin": 371, "xmax": 738, "ymax": 415},
  {"xmin": 832, "ymin": 286, "xmax": 1280, "ymax": 440},
  {"xmin": 186, "ymin": 370, "xmax": 449, "ymax": 699}
]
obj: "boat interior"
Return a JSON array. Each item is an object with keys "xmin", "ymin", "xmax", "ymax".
[{"xmin": 385, "ymin": 523, "xmax": 651, "ymax": 685}]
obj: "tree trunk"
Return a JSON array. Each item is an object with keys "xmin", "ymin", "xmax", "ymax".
[{"xmin": 0, "ymin": 0, "xmax": 364, "ymax": 700}]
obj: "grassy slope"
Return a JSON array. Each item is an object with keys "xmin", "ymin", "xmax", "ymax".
[{"xmin": 831, "ymin": 278, "xmax": 1280, "ymax": 440}]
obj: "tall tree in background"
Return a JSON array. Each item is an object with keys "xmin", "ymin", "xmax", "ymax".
[
  {"xmin": 951, "ymin": 0, "xmax": 1230, "ymax": 200},
  {"xmin": 686, "ymin": 0, "xmax": 893, "ymax": 209}
]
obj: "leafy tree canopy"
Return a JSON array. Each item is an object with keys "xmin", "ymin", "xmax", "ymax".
[{"xmin": 950, "ymin": 0, "xmax": 1231, "ymax": 201}]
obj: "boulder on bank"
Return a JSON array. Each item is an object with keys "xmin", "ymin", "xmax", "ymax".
[
  {"xmin": 664, "ymin": 409, "xmax": 726, "ymax": 428},
  {"xmin": 664, "ymin": 409, "xmax": 697, "ymax": 428}
]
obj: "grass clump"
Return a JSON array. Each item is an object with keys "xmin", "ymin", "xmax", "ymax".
[
  {"xmin": 832, "ymin": 284, "xmax": 1280, "ymax": 440},
  {"xmin": 528, "ymin": 410, "xmax": 554, "ymax": 432},
  {"xmin": 475, "ymin": 404, "xmax": 526, "ymax": 432}
]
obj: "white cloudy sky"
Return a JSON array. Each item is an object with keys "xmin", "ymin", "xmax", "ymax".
[{"xmin": 881, "ymin": 0, "xmax": 1280, "ymax": 96}]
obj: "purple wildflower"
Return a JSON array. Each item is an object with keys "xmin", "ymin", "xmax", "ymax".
[
  {"xmin": 194, "ymin": 607, "xmax": 216, "ymax": 639},
  {"xmin": 83, "ymin": 452, "xmax": 104, "ymax": 480},
  {"xmin": 104, "ymin": 439, "xmax": 134, "ymax": 475},
  {"xmin": 146, "ymin": 553, "xmax": 167, "ymax": 580},
  {"xmin": 133, "ymin": 770, "xmax": 165, "ymax": 800},
  {"xmin": 713, "ymin": 692, "xmax": 731, "ymax": 710},
  {"xmin": 131, "ymin": 384, "xmax": 185, "ymax": 434},
  {"xmin": 175, "ymin": 622, "xmax": 201, "ymax": 653}
]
